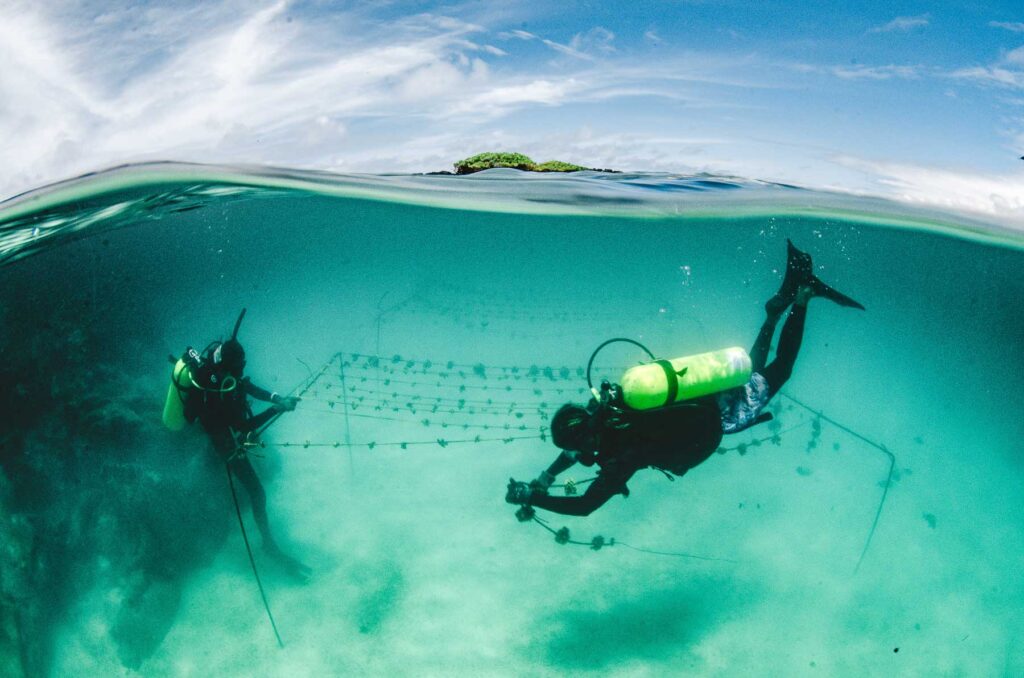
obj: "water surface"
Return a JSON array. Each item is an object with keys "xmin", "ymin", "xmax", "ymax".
[{"xmin": 1, "ymin": 164, "xmax": 1021, "ymax": 676}]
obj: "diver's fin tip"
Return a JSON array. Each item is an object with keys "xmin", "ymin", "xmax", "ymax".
[{"xmin": 808, "ymin": 274, "xmax": 864, "ymax": 310}]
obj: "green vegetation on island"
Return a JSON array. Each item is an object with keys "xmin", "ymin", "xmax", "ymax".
[{"xmin": 449, "ymin": 152, "xmax": 608, "ymax": 175}]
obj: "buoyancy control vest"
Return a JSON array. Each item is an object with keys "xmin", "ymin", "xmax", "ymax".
[
  {"xmin": 162, "ymin": 309, "xmax": 248, "ymax": 431},
  {"xmin": 161, "ymin": 344, "xmax": 240, "ymax": 431}
]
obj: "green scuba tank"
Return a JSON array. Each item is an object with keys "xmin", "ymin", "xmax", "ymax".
[
  {"xmin": 162, "ymin": 358, "xmax": 193, "ymax": 431},
  {"xmin": 619, "ymin": 346, "xmax": 752, "ymax": 410}
]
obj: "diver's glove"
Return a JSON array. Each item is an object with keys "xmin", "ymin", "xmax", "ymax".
[
  {"xmin": 505, "ymin": 478, "xmax": 533, "ymax": 505},
  {"xmin": 271, "ymin": 394, "xmax": 301, "ymax": 412},
  {"xmin": 529, "ymin": 470, "xmax": 555, "ymax": 495}
]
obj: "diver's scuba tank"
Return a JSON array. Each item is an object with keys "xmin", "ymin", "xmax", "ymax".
[
  {"xmin": 619, "ymin": 346, "xmax": 751, "ymax": 410},
  {"xmin": 586, "ymin": 339, "xmax": 751, "ymax": 412},
  {"xmin": 162, "ymin": 348, "xmax": 204, "ymax": 431}
]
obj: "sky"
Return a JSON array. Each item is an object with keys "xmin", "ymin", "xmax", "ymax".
[{"xmin": 2, "ymin": 0, "xmax": 1024, "ymax": 222}]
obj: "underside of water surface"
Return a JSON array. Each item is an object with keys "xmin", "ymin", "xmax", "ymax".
[{"xmin": 1, "ymin": 164, "xmax": 1022, "ymax": 676}]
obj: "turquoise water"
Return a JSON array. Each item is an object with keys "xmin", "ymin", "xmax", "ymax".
[{"xmin": 1, "ymin": 164, "xmax": 1022, "ymax": 676}]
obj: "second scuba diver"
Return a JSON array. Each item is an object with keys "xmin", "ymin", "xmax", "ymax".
[
  {"xmin": 174, "ymin": 310, "xmax": 311, "ymax": 580},
  {"xmin": 505, "ymin": 239, "xmax": 864, "ymax": 517}
]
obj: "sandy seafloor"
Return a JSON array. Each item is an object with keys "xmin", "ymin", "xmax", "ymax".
[{"xmin": 0, "ymin": 169, "xmax": 1022, "ymax": 677}]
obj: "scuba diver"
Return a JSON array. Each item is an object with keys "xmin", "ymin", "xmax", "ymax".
[
  {"xmin": 505, "ymin": 240, "xmax": 865, "ymax": 517},
  {"xmin": 169, "ymin": 309, "xmax": 310, "ymax": 581}
]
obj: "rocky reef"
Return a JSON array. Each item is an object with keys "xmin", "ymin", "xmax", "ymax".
[{"xmin": 0, "ymin": 258, "xmax": 231, "ymax": 676}]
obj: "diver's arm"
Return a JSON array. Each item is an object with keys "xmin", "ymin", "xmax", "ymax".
[
  {"xmin": 243, "ymin": 378, "xmax": 275, "ymax": 402},
  {"xmin": 528, "ymin": 470, "xmax": 632, "ymax": 517},
  {"xmin": 532, "ymin": 450, "xmax": 579, "ymax": 490},
  {"xmin": 244, "ymin": 378, "xmax": 299, "ymax": 410}
]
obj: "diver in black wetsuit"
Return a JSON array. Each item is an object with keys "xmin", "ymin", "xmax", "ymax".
[
  {"xmin": 183, "ymin": 311, "xmax": 309, "ymax": 580},
  {"xmin": 506, "ymin": 240, "xmax": 864, "ymax": 517}
]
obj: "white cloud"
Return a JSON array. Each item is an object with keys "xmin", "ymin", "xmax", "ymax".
[
  {"xmin": 497, "ymin": 28, "xmax": 597, "ymax": 61},
  {"xmin": 448, "ymin": 78, "xmax": 577, "ymax": 117},
  {"xmin": 793, "ymin": 62, "xmax": 921, "ymax": 80},
  {"xmin": 831, "ymin": 64, "xmax": 921, "ymax": 80},
  {"xmin": 1006, "ymin": 46, "xmax": 1024, "ymax": 65},
  {"xmin": 834, "ymin": 155, "xmax": 1024, "ymax": 222},
  {"xmin": 498, "ymin": 29, "xmax": 534, "ymax": 41},
  {"xmin": 869, "ymin": 14, "xmax": 930, "ymax": 33},
  {"xmin": 989, "ymin": 21, "xmax": 1024, "ymax": 33},
  {"xmin": 0, "ymin": 3, "xmax": 505, "ymax": 196},
  {"xmin": 949, "ymin": 45, "xmax": 1024, "ymax": 89},
  {"xmin": 569, "ymin": 27, "xmax": 616, "ymax": 54}
]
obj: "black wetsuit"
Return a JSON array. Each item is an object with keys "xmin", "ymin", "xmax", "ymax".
[
  {"xmin": 751, "ymin": 302, "xmax": 806, "ymax": 399},
  {"xmin": 186, "ymin": 367, "xmax": 281, "ymax": 549},
  {"xmin": 529, "ymin": 398, "xmax": 723, "ymax": 516}
]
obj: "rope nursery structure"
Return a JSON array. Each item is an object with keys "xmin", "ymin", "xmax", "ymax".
[{"xmin": 254, "ymin": 351, "xmax": 897, "ymax": 570}]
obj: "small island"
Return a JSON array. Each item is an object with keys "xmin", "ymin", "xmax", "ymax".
[{"xmin": 434, "ymin": 152, "xmax": 615, "ymax": 175}]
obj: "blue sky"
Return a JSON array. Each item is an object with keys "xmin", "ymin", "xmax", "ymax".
[{"xmin": 2, "ymin": 0, "xmax": 1023, "ymax": 220}]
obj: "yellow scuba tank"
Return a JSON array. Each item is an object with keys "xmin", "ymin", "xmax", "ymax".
[
  {"xmin": 619, "ymin": 346, "xmax": 752, "ymax": 410},
  {"xmin": 162, "ymin": 358, "xmax": 193, "ymax": 431}
]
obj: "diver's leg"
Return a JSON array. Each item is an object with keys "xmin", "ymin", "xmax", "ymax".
[
  {"xmin": 761, "ymin": 289, "xmax": 809, "ymax": 399},
  {"xmin": 754, "ymin": 239, "xmax": 812, "ymax": 369},
  {"xmin": 230, "ymin": 456, "xmax": 311, "ymax": 581},
  {"xmin": 230, "ymin": 457, "xmax": 274, "ymax": 548},
  {"xmin": 749, "ymin": 310, "xmax": 783, "ymax": 372},
  {"xmin": 765, "ymin": 239, "xmax": 813, "ymax": 316}
]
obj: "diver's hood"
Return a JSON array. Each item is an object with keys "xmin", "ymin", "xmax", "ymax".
[{"xmin": 217, "ymin": 339, "xmax": 246, "ymax": 375}]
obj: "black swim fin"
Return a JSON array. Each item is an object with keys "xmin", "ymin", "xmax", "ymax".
[
  {"xmin": 766, "ymin": 239, "xmax": 813, "ymax": 315},
  {"xmin": 807, "ymin": 272, "xmax": 866, "ymax": 310},
  {"xmin": 265, "ymin": 543, "xmax": 312, "ymax": 583},
  {"xmin": 769, "ymin": 239, "xmax": 865, "ymax": 312}
]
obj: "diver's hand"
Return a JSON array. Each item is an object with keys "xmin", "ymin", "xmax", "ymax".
[
  {"xmin": 529, "ymin": 470, "xmax": 555, "ymax": 495},
  {"xmin": 505, "ymin": 478, "xmax": 533, "ymax": 505},
  {"xmin": 272, "ymin": 395, "xmax": 300, "ymax": 412}
]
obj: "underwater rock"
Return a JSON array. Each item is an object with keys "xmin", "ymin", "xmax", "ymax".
[
  {"xmin": 0, "ymin": 291, "xmax": 231, "ymax": 676},
  {"xmin": 111, "ymin": 576, "xmax": 182, "ymax": 670},
  {"xmin": 0, "ymin": 475, "xmax": 31, "ymax": 677},
  {"xmin": 79, "ymin": 399, "xmax": 145, "ymax": 445}
]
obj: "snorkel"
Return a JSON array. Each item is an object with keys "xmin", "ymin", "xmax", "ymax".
[
  {"xmin": 231, "ymin": 308, "xmax": 247, "ymax": 341},
  {"xmin": 216, "ymin": 308, "xmax": 248, "ymax": 378}
]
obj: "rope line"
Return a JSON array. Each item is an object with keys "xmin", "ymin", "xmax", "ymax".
[
  {"xmin": 226, "ymin": 463, "xmax": 284, "ymax": 648},
  {"xmin": 330, "ymin": 373, "xmax": 590, "ymax": 393},
  {"xmin": 339, "ymin": 351, "xmax": 630, "ymax": 376},
  {"xmin": 778, "ymin": 391, "xmax": 896, "ymax": 573},
  {"xmin": 262, "ymin": 433, "xmax": 545, "ymax": 451},
  {"xmin": 304, "ymin": 384, "xmax": 572, "ymax": 408},
  {"xmin": 301, "ymin": 400, "xmax": 554, "ymax": 419},
  {"xmin": 529, "ymin": 514, "xmax": 738, "ymax": 562}
]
